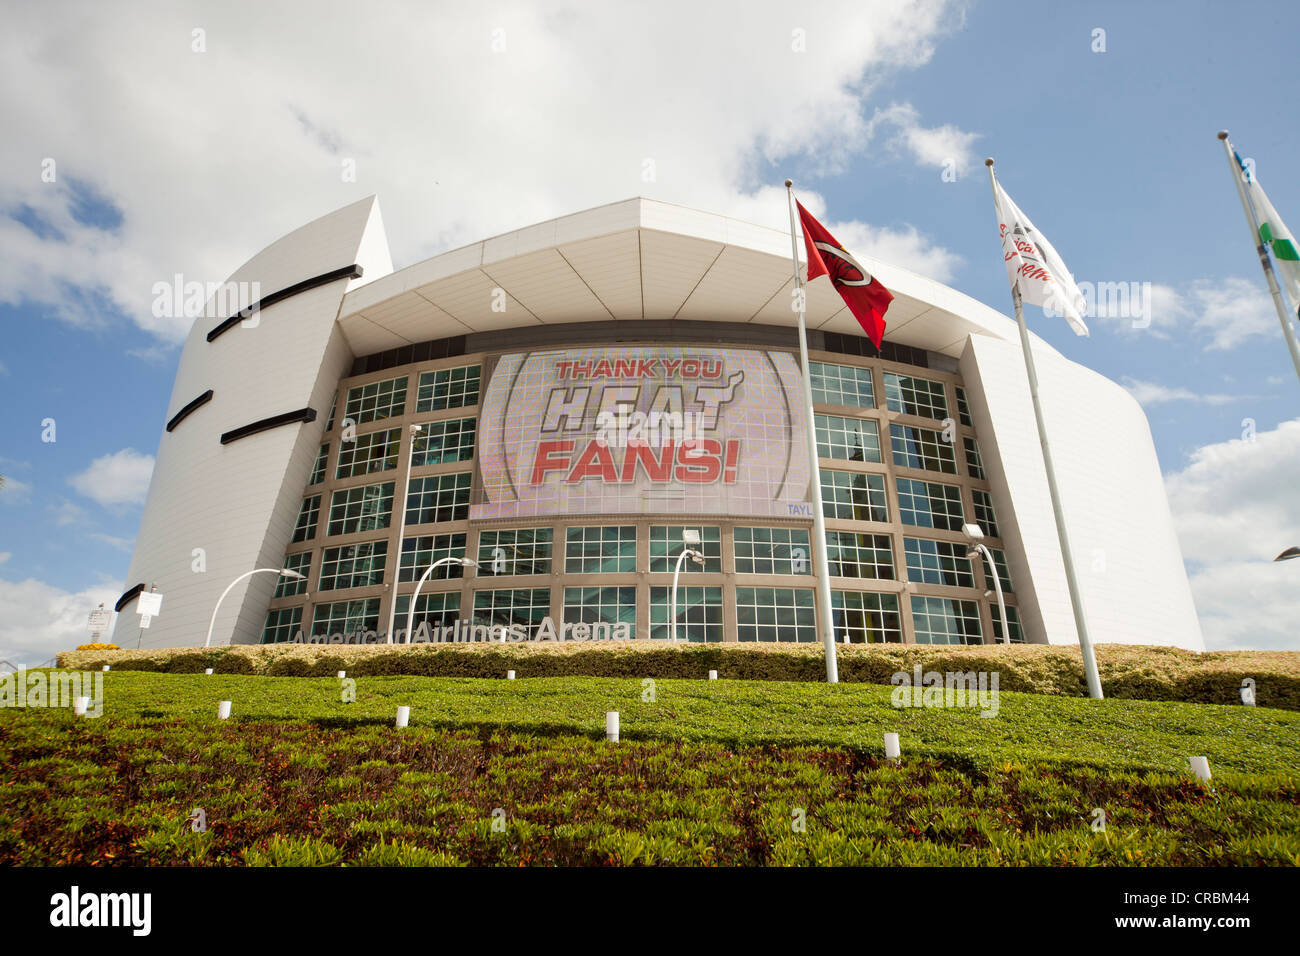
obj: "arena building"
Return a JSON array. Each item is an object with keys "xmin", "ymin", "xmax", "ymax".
[{"xmin": 110, "ymin": 196, "xmax": 1205, "ymax": 651}]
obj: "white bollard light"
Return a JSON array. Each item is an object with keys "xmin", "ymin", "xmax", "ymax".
[
  {"xmin": 507, "ymin": 670, "xmax": 516, "ymax": 680},
  {"xmin": 337, "ymin": 670, "xmax": 346, "ymax": 680},
  {"xmin": 1190, "ymin": 756, "xmax": 1211, "ymax": 782},
  {"xmin": 204, "ymin": 668, "xmax": 213, "ymax": 675},
  {"xmin": 708, "ymin": 670, "xmax": 718, "ymax": 680},
  {"xmin": 217, "ymin": 700, "xmax": 232, "ymax": 720},
  {"xmin": 605, "ymin": 711, "xmax": 620, "ymax": 742},
  {"xmin": 883, "ymin": 732, "xmax": 901, "ymax": 761},
  {"xmin": 73, "ymin": 696, "xmax": 89, "ymax": 716},
  {"xmin": 102, "ymin": 665, "xmax": 110, "ymax": 672},
  {"xmin": 395, "ymin": 705, "xmax": 410, "ymax": 728}
]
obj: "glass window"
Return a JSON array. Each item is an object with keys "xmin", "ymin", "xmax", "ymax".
[
  {"xmin": 261, "ymin": 606, "xmax": 302, "ymax": 644},
  {"xmin": 890, "ymin": 423, "xmax": 957, "ymax": 474},
  {"xmin": 327, "ymin": 482, "xmax": 394, "ymax": 537},
  {"xmin": 955, "ymin": 386, "xmax": 972, "ymax": 428},
  {"xmin": 312, "ymin": 598, "xmax": 380, "ymax": 636},
  {"xmin": 310, "ymin": 443, "xmax": 329, "ymax": 485},
  {"xmin": 472, "ymin": 588, "xmax": 551, "ymax": 640},
  {"xmin": 398, "ymin": 533, "xmax": 467, "ymax": 582},
  {"xmin": 274, "ymin": 552, "xmax": 311, "ymax": 597},
  {"xmin": 416, "ymin": 365, "xmax": 482, "ymax": 412},
  {"xmin": 335, "ymin": 428, "xmax": 401, "ymax": 479},
  {"xmin": 477, "ymin": 528, "xmax": 554, "ymax": 576},
  {"xmin": 319, "ymin": 541, "xmax": 388, "ymax": 592},
  {"xmin": 733, "ymin": 526, "xmax": 812, "ymax": 575},
  {"xmin": 393, "ymin": 591, "xmax": 461, "ymax": 633},
  {"xmin": 292, "ymin": 494, "xmax": 321, "ymax": 543},
  {"xmin": 826, "ymin": 531, "xmax": 894, "ymax": 580},
  {"xmin": 407, "ymin": 472, "xmax": 472, "ymax": 525},
  {"xmin": 344, "ymin": 376, "xmax": 408, "ymax": 425},
  {"xmin": 896, "ymin": 478, "xmax": 965, "ymax": 532},
  {"xmin": 815, "ymin": 414, "xmax": 883, "ymax": 463},
  {"xmin": 649, "ymin": 525, "xmax": 722, "ymax": 573},
  {"xmin": 325, "ymin": 394, "xmax": 337, "ymax": 432},
  {"xmin": 809, "ymin": 361, "xmax": 874, "ymax": 409},
  {"xmin": 821, "ymin": 470, "xmax": 888, "ymax": 523},
  {"xmin": 832, "ymin": 591, "xmax": 902, "ymax": 644},
  {"xmin": 413, "ymin": 417, "xmax": 476, "ymax": 465},
  {"xmin": 963, "ymin": 436, "xmax": 985, "ymax": 480},
  {"xmin": 971, "ymin": 489, "xmax": 1001, "ymax": 539},
  {"xmin": 565, "ymin": 525, "xmax": 636, "ymax": 574},
  {"xmin": 903, "ymin": 537, "xmax": 974, "ymax": 588},
  {"xmin": 987, "ymin": 548, "xmax": 1014, "ymax": 594},
  {"xmin": 563, "ymin": 586, "xmax": 637, "ymax": 630},
  {"xmin": 649, "ymin": 585, "xmax": 723, "ymax": 642},
  {"xmin": 911, "ymin": 595, "xmax": 982, "ymax": 645},
  {"xmin": 736, "ymin": 587, "xmax": 817, "ymax": 643},
  {"xmin": 884, "ymin": 372, "xmax": 949, "ymax": 420},
  {"xmin": 990, "ymin": 604, "xmax": 1024, "ymax": 643}
]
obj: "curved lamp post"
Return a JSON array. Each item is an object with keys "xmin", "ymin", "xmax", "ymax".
[
  {"xmin": 670, "ymin": 530, "xmax": 706, "ymax": 643},
  {"xmin": 204, "ymin": 568, "xmax": 305, "ymax": 647},
  {"xmin": 401, "ymin": 555, "xmax": 477, "ymax": 644},
  {"xmin": 964, "ymin": 523, "xmax": 1010, "ymax": 645}
]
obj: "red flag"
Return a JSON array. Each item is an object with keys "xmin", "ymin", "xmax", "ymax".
[{"xmin": 796, "ymin": 201, "xmax": 892, "ymax": 348}]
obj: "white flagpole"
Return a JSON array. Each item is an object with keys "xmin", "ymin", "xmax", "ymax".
[
  {"xmin": 1217, "ymin": 130, "xmax": 1300, "ymax": 387},
  {"xmin": 785, "ymin": 180, "xmax": 839, "ymax": 684},
  {"xmin": 984, "ymin": 159, "xmax": 1104, "ymax": 700}
]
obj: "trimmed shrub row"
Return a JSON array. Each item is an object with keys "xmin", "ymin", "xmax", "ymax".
[{"xmin": 55, "ymin": 641, "xmax": 1300, "ymax": 711}]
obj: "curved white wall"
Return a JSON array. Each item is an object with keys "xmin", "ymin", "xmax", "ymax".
[
  {"xmin": 111, "ymin": 197, "xmax": 392, "ymax": 648},
  {"xmin": 961, "ymin": 334, "xmax": 1204, "ymax": 650}
]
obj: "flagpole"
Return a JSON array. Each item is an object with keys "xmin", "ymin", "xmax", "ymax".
[
  {"xmin": 785, "ymin": 179, "xmax": 839, "ymax": 684},
  {"xmin": 984, "ymin": 158, "xmax": 1104, "ymax": 701},
  {"xmin": 1217, "ymin": 130, "xmax": 1300, "ymax": 387}
]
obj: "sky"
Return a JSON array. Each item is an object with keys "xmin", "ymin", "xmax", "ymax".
[{"xmin": 1, "ymin": 0, "xmax": 1297, "ymax": 664}]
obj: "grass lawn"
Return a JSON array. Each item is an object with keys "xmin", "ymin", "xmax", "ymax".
[{"xmin": 1, "ymin": 672, "xmax": 1297, "ymax": 865}]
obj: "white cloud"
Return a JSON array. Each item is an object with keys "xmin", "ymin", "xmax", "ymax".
[
  {"xmin": 88, "ymin": 532, "xmax": 133, "ymax": 552},
  {"xmin": 0, "ymin": 476, "xmax": 32, "ymax": 504},
  {"xmin": 1097, "ymin": 277, "xmax": 1279, "ymax": 349},
  {"xmin": 0, "ymin": 576, "xmax": 121, "ymax": 667},
  {"xmin": 50, "ymin": 500, "xmax": 86, "ymax": 527},
  {"xmin": 0, "ymin": 553, "xmax": 10, "ymax": 564},
  {"xmin": 0, "ymin": 0, "xmax": 967, "ymax": 337},
  {"xmin": 67, "ymin": 448, "xmax": 154, "ymax": 507},
  {"xmin": 1164, "ymin": 418, "xmax": 1300, "ymax": 650},
  {"xmin": 867, "ymin": 102, "xmax": 979, "ymax": 177},
  {"xmin": 1121, "ymin": 377, "xmax": 1250, "ymax": 406}
]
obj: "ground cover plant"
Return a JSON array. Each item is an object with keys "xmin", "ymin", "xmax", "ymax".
[{"xmin": 1, "ymin": 672, "xmax": 1297, "ymax": 865}]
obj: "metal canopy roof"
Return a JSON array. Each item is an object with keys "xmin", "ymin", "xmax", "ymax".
[{"xmin": 337, "ymin": 197, "xmax": 1021, "ymax": 359}]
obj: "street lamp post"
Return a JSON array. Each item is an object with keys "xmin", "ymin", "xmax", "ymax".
[
  {"xmin": 385, "ymin": 424, "xmax": 424, "ymax": 644},
  {"xmin": 963, "ymin": 524, "xmax": 1010, "ymax": 645},
  {"xmin": 1274, "ymin": 547, "xmax": 1300, "ymax": 562},
  {"xmin": 670, "ymin": 530, "xmax": 705, "ymax": 643},
  {"xmin": 204, "ymin": 568, "xmax": 306, "ymax": 647},
  {"xmin": 403, "ymin": 555, "xmax": 477, "ymax": 644}
]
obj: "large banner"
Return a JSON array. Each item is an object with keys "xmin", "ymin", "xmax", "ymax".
[{"xmin": 472, "ymin": 346, "xmax": 811, "ymax": 518}]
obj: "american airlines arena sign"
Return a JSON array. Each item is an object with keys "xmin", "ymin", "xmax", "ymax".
[
  {"xmin": 290, "ymin": 617, "xmax": 629, "ymax": 644},
  {"xmin": 473, "ymin": 346, "xmax": 811, "ymax": 518}
]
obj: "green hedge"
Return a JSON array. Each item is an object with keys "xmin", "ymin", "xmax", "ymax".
[{"xmin": 55, "ymin": 642, "xmax": 1300, "ymax": 710}]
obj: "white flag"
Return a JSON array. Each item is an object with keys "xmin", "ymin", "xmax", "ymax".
[{"xmin": 993, "ymin": 179, "xmax": 1089, "ymax": 336}]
